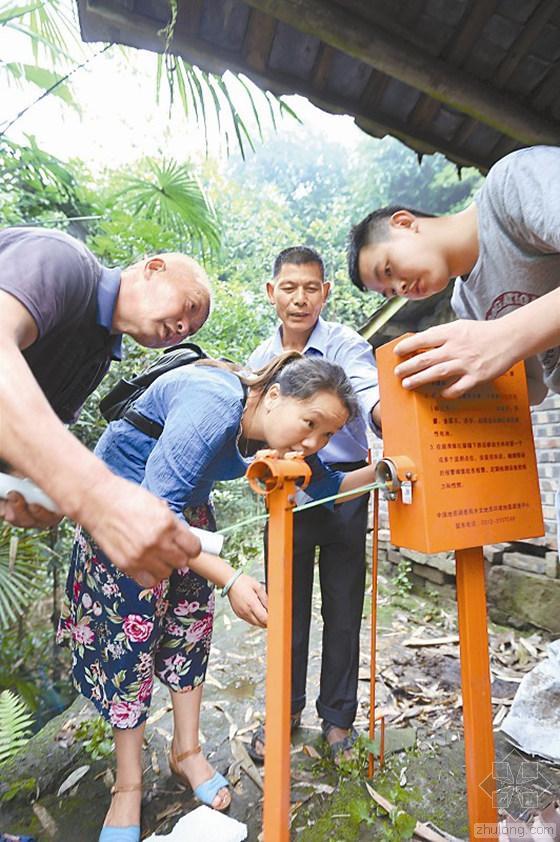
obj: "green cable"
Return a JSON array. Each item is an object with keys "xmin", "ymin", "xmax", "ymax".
[
  {"xmin": 219, "ymin": 480, "xmax": 384, "ymax": 537},
  {"xmin": 293, "ymin": 481, "xmax": 383, "ymax": 512},
  {"xmin": 220, "ymin": 511, "xmax": 269, "ymax": 535}
]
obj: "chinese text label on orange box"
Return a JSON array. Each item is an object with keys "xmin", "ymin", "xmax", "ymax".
[{"xmin": 377, "ymin": 336, "xmax": 544, "ymax": 553}]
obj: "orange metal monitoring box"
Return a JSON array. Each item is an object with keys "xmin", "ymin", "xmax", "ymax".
[{"xmin": 376, "ymin": 336, "xmax": 544, "ymax": 553}]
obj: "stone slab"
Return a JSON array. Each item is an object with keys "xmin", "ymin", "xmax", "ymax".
[
  {"xmin": 488, "ymin": 565, "xmax": 560, "ymax": 634},
  {"xmin": 502, "ymin": 551, "xmax": 558, "ymax": 578}
]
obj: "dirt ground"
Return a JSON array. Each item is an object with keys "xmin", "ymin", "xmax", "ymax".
[{"xmin": 1, "ymin": 561, "xmax": 559, "ymax": 841}]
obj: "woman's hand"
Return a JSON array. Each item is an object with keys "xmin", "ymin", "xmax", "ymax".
[{"xmin": 227, "ymin": 573, "xmax": 268, "ymax": 627}]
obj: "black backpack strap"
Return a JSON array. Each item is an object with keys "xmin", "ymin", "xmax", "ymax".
[
  {"xmin": 124, "ymin": 408, "xmax": 164, "ymax": 439},
  {"xmin": 124, "ymin": 372, "xmax": 248, "ymax": 441}
]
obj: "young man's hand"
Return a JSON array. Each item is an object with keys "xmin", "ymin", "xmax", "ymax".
[
  {"xmin": 394, "ymin": 319, "xmax": 517, "ymax": 398},
  {"xmin": 227, "ymin": 573, "xmax": 268, "ymax": 627}
]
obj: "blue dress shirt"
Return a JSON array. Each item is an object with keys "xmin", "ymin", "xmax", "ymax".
[
  {"xmin": 247, "ymin": 317, "xmax": 380, "ymax": 464},
  {"xmin": 94, "ymin": 365, "xmax": 343, "ymax": 518}
]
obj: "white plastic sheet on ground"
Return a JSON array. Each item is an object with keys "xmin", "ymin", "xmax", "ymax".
[
  {"xmin": 501, "ymin": 638, "xmax": 560, "ymax": 763},
  {"xmin": 144, "ymin": 807, "xmax": 247, "ymax": 842}
]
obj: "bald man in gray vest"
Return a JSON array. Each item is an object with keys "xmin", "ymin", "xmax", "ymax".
[{"xmin": 0, "ymin": 227, "xmax": 211, "ymax": 586}]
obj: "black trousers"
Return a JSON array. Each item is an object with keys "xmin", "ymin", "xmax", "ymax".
[{"xmin": 264, "ymin": 464, "xmax": 369, "ymax": 729}]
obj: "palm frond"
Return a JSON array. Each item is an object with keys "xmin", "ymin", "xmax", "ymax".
[
  {"xmin": 0, "ymin": 0, "xmax": 82, "ymax": 63},
  {"xmin": 111, "ymin": 158, "xmax": 221, "ymax": 255},
  {"xmin": 0, "ymin": 690, "xmax": 34, "ymax": 764},
  {"xmin": 0, "ymin": 527, "xmax": 49, "ymax": 630},
  {"xmin": 2, "ymin": 61, "xmax": 78, "ymax": 108},
  {"xmin": 0, "ymin": 1, "xmax": 43, "ymax": 25},
  {"xmin": 155, "ymin": 57, "xmax": 298, "ymax": 158}
]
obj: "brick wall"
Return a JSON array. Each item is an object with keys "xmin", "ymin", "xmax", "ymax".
[{"xmin": 531, "ymin": 392, "xmax": 560, "ymax": 550}]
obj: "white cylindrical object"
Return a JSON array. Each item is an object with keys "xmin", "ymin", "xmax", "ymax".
[
  {"xmin": 0, "ymin": 472, "xmax": 59, "ymax": 512},
  {"xmin": 0, "ymin": 472, "xmax": 226, "ymax": 555},
  {"xmin": 189, "ymin": 526, "xmax": 224, "ymax": 556}
]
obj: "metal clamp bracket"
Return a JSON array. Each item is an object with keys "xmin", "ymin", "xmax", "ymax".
[{"xmin": 375, "ymin": 456, "xmax": 417, "ymax": 504}]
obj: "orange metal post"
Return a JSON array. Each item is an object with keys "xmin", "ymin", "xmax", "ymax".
[
  {"xmin": 368, "ymin": 487, "xmax": 380, "ymax": 778},
  {"xmin": 246, "ymin": 454, "xmax": 311, "ymax": 842},
  {"xmin": 456, "ymin": 547, "xmax": 498, "ymax": 841},
  {"xmin": 374, "ymin": 337, "xmax": 544, "ymax": 840}
]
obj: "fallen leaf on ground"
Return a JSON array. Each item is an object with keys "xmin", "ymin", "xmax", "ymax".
[
  {"xmin": 32, "ymin": 804, "xmax": 59, "ymax": 838},
  {"xmin": 403, "ymin": 635, "xmax": 459, "ymax": 648},
  {"xmin": 231, "ymin": 737, "xmax": 264, "ymax": 791},
  {"xmin": 56, "ymin": 764, "xmax": 90, "ymax": 797}
]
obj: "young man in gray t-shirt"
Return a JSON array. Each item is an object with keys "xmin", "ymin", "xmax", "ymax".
[
  {"xmin": 347, "ymin": 145, "xmax": 560, "ymax": 764},
  {"xmin": 347, "ymin": 145, "xmax": 560, "ymax": 404}
]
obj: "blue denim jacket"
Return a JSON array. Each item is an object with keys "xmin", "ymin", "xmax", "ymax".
[{"xmin": 94, "ymin": 365, "xmax": 343, "ymax": 517}]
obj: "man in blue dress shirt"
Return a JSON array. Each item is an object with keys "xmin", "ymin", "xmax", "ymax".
[{"xmin": 247, "ymin": 246, "xmax": 381, "ymax": 761}]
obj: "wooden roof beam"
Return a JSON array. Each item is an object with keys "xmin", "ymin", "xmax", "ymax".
[
  {"xmin": 175, "ymin": 0, "xmax": 204, "ymax": 37},
  {"xmin": 311, "ymin": 44, "xmax": 336, "ymax": 92},
  {"xmin": 444, "ymin": 0, "xmax": 499, "ymax": 66},
  {"xmin": 493, "ymin": 0, "xmax": 558, "ymax": 87},
  {"xmin": 358, "ymin": 69, "xmax": 390, "ymax": 112},
  {"xmin": 80, "ymin": 0, "xmax": 492, "ymax": 169},
  {"xmin": 406, "ymin": 1, "xmax": 499, "ymax": 135},
  {"xmin": 242, "ymin": 8, "xmax": 276, "ymax": 73},
  {"xmin": 241, "ymin": 0, "xmax": 560, "ymax": 145},
  {"xmin": 534, "ymin": 62, "xmax": 560, "ymax": 111}
]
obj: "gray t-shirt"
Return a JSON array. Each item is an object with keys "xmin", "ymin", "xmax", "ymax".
[
  {"xmin": 451, "ymin": 146, "xmax": 560, "ymax": 400},
  {"xmin": 0, "ymin": 227, "xmax": 116, "ymax": 422}
]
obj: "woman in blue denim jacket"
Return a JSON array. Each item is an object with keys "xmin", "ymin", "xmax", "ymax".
[{"xmin": 59, "ymin": 352, "xmax": 377, "ymax": 842}]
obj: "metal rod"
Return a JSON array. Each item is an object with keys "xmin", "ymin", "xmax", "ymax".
[{"xmin": 368, "ymin": 486, "xmax": 380, "ymax": 777}]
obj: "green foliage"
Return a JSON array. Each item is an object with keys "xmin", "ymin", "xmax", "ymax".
[
  {"xmin": 0, "ymin": 775, "xmax": 37, "ymax": 803},
  {"xmin": 347, "ymin": 793, "xmax": 377, "ymax": 827},
  {"xmin": 110, "ymin": 158, "xmax": 220, "ymax": 256},
  {"xmin": 212, "ymin": 479, "xmax": 265, "ymax": 571},
  {"xmin": 393, "ymin": 555, "xmax": 413, "ymax": 598},
  {"xmin": 374, "ymin": 775, "xmax": 419, "ymax": 842},
  {"xmin": 348, "ymin": 136, "xmax": 483, "ymax": 217},
  {"xmin": 1, "ymin": 0, "xmax": 83, "ymax": 111},
  {"xmin": 75, "ymin": 715, "xmax": 114, "ymax": 759},
  {"xmin": 87, "ymin": 211, "xmax": 181, "ymax": 267},
  {"xmin": 2, "ymin": 62, "xmax": 78, "ymax": 108},
  {"xmin": 0, "ymin": 526, "xmax": 50, "ymax": 630},
  {"xmin": 0, "ymin": 689, "xmax": 34, "ymax": 763},
  {"xmin": 0, "ymin": 136, "xmax": 94, "ymax": 227}
]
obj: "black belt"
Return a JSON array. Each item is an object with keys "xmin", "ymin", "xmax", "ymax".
[
  {"xmin": 328, "ymin": 459, "xmax": 368, "ymax": 472},
  {"xmin": 124, "ymin": 408, "xmax": 164, "ymax": 439}
]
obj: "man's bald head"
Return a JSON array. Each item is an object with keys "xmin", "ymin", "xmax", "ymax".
[{"xmin": 115, "ymin": 252, "xmax": 212, "ymax": 348}]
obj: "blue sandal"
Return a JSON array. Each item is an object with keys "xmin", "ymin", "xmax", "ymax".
[
  {"xmin": 169, "ymin": 744, "xmax": 230, "ymax": 811},
  {"xmin": 98, "ymin": 783, "xmax": 141, "ymax": 842}
]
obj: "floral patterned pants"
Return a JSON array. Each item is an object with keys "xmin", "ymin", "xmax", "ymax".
[{"xmin": 57, "ymin": 506, "xmax": 216, "ymax": 729}]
